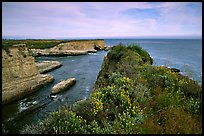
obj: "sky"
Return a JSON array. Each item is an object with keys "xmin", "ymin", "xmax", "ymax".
[{"xmin": 2, "ymin": 2, "xmax": 202, "ymax": 39}]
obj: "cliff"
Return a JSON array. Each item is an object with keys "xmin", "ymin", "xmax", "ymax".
[
  {"xmin": 30, "ymin": 39, "xmax": 108, "ymax": 56},
  {"xmin": 2, "ymin": 46, "xmax": 54, "ymax": 105},
  {"xmin": 57, "ymin": 39, "xmax": 106, "ymax": 50}
]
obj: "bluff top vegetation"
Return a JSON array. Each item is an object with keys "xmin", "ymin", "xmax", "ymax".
[
  {"xmin": 21, "ymin": 44, "xmax": 202, "ymax": 134},
  {"xmin": 2, "ymin": 39, "xmax": 104, "ymax": 49}
]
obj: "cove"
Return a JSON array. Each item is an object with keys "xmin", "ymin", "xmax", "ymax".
[{"xmin": 2, "ymin": 50, "xmax": 108, "ymax": 134}]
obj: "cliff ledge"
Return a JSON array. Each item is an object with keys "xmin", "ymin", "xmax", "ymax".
[{"xmin": 2, "ymin": 46, "xmax": 54, "ymax": 105}]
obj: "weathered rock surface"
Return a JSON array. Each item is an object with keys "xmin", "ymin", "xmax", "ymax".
[
  {"xmin": 57, "ymin": 39, "xmax": 106, "ymax": 50},
  {"xmin": 51, "ymin": 78, "xmax": 76, "ymax": 94},
  {"xmin": 2, "ymin": 47, "xmax": 54, "ymax": 105},
  {"xmin": 31, "ymin": 49, "xmax": 89, "ymax": 57},
  {"xmin": 35, "ymin": 61, "xmax": 62, "ymax": 74},
  {"xmin": 30, "ymin": 39, "xmax": 108, "ymax": 57},
  {"xmin": 2, "ymin": 74, "xmax": 54, "ymax": 104},
  {"xmin": 104, "ymin": 46, "xmax": 112, "ymax": 51}
]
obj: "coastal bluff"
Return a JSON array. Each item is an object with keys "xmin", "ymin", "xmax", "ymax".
[
  {"xmin": 2, "ymin": 46, "xmax": 54, "ymax": 105},
  {"xmin": 30, "ymin": 39, "xmax": 108, "ymax": 56},
  {"xmin": 21, "ymin": 44, "xmax": 202, "ymax": 134}
]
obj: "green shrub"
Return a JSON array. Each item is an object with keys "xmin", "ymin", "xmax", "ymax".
[
  {"xmin": 21, "ymin": 43, "xmax": 202, "ymax": 134},
  {"xmin": 108, "ymin": 44, "xmax": 128, "ymax": 61},
  {"xmin": 2, "ymin": 39, "xmax": 62, "ymax": 49},
  {"xmin": 25, "ymin": 41, "xmax": 60, "ymax": 49},
  {"xmin": 127, "ymin": 45, "xmax": 153, "ymax": 64}
]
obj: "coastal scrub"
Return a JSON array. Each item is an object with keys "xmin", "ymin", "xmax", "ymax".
[{"xmin": 21, "ymin": 44, "xmax": 202, "ymax": 134}]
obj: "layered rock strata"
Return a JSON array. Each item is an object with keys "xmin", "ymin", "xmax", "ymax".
[
  {"xmin": 30, "ymin": 39, "xmax": 108, "ymax": 57},
  {"xmin": 2, "ymin": 47, "xmax": 54, "ymax": 105},
  {"xmin": 57, "ymin": 39, "xmax": 106, "ymax": 50},
  {"xmin": 31, "ymin": 49, "xmax": 89, "ymax": 57},
  {"xmin": 35, "ymin": 61, "xmax": 62, "ymax": 74}
]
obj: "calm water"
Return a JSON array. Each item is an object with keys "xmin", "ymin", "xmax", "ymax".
[{"xmin": 2, "ymin": 39, "xmax": 202, "ymax": 133}]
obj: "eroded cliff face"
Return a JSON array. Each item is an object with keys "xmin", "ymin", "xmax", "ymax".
[
  {"xmin": 2, "ymin": 47, "xmax": 38, "ymax": 83},
  {"xmin": 2, "ymin": 47, "xmax": 54, "ymax": 105},
  {"xmin": 57, "ymin": 39, "xmax": 106, "ymax": 50},
  {"xmin": 30, "ymin": 39, "xmax": 107, "ymax": 56}
]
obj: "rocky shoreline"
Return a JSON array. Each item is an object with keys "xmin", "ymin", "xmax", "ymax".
[
  {"xmin": 30, "ymin": 46, "xmax": 110, "ymax": 57},
  {"xmin": 20, "ymin": 44, "xmax": 202, "ymax": 134},
  {"xmin": 2, "ymin": 46, "xmax": 55, "ymax": 105},
  {"xmin": 2, "ymin": 74, "xmax": 54, "ymax": 105},
  {"xmin": 2, "ymin": 39, "xmax": 109, "ymax": 105},
  {"xmin": 31, "ymin": 48, "xmax": 92, "ymax": 57},
  {"xmin": 29, "ymin": 39, "xmax": 110, "ymax": 57}
]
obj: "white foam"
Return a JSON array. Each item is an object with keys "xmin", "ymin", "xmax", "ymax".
[{"xmin": 19, "ymin": 101, "xmax": 28, "ymax": 112}]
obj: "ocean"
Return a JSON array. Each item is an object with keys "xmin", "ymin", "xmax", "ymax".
[
  {"xmin": 105, "ymin": 39, "xmax": 202, "ymax": 84},
  {"xmin": 2, "ymin": 38, "xmax": 202, "ymax": 133}
]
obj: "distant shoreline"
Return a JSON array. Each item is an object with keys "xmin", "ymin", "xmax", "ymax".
[{"xmin": 2, "ymin": 36, "xmax": 202, "ymax": 40}]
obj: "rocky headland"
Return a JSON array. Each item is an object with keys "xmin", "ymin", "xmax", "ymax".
[
  {"xmin": 2, "ymin": 46, "xmax": 54, "ymax": 105},
  {"xmin": 30, "ymin": 39, "xmax": 109, "ymax": 57},
  {"xmin": 2, "ymin": 39, "xmax": 111, "ymax": 105},
  {"xmin": 22, "ymin": 44, "xmax": 202, "ymax": 134}
]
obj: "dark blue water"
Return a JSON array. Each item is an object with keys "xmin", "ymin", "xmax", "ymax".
[{"xmin": 2, "ymin": 39, "xmax": 202, "ymax": 133}]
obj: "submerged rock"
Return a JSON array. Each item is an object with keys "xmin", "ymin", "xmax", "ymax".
[{"xmin": 51, "ymin": 78, "xmax": 76, "ymax": 94}]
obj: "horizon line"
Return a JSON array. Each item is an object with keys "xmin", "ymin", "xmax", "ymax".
[{"xmin": 2, "ymin": 35, "xmax": 202, "ymax": 40}]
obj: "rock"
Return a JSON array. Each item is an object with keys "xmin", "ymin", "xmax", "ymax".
[
  {"xmin": 30, "ymin": 49, "xmax": 88, "ymax": 57},
  {"xmin": 169, "ymin": 67, "xmax": 180, "ymax": 73},
  {"xmin": 51, "ymin": 78, "xmax": 76, "ymax": 94},
  {"xmin": 2, "ymin": 47, "xmax": 55, "ymax": 105},
  {"xmin": 57, "ymin": 39, "xmax": 106, "ymax": 50},
  {"xmin": 104, "ymin": 46, "xmax": 112, "ymax": 51},
  {"xmin": 35, "ymin": 61, "xmax": 62, "ymax": 74},
  {"xmin": 94, "ymin": 45, "xmax": 102, "ymax": 50},
  {"xmin": 87, "ymin": 50, "xmax": 97, "ymax": 53},
  {"xmin": 29, "ymin": 39, "xmax": 107, "ymax": 57},
  {"xmin": 2, "ymin": 74, "xmax": 54, "ymax": 105}
]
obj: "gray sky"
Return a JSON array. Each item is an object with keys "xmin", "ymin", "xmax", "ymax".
[{"xmin": 2, "ymin": 2, "xmax": 202, "ymax": 39}]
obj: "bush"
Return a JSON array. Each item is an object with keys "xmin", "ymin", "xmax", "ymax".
[
  {"xmin": 108, "ymin": 44, "xmax": 128, "ymax": 61},
  {"xmin": 25, "ymin": 41, "xmax": 60, "ymax": 49},
  {"xmin": 127, "ymin": 45, "xmax": 153, "ymax": 64},
  {"xmin": 21, "ymin": 43, "xmax": 202, "ymax": 134},
  {"xmin": 2, "ymin": 39, "xmax": 62, "ymax": 49}
]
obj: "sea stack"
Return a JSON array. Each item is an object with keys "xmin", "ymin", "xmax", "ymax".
[{"xmin": 51, "ymin": 78, "xmax": 76, "ymax": 94}]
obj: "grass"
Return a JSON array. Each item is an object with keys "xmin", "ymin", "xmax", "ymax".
[
  {"xmin": 2, "ymin": 39, "xmax": 105, "ymax": 49},
  {"xmin": 20, "ymin": 43, "xmax": 202, "ymax": 134},
  {"xmin": 2, "ymin": 40, "xmax": 61, "ymax": 49}
]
